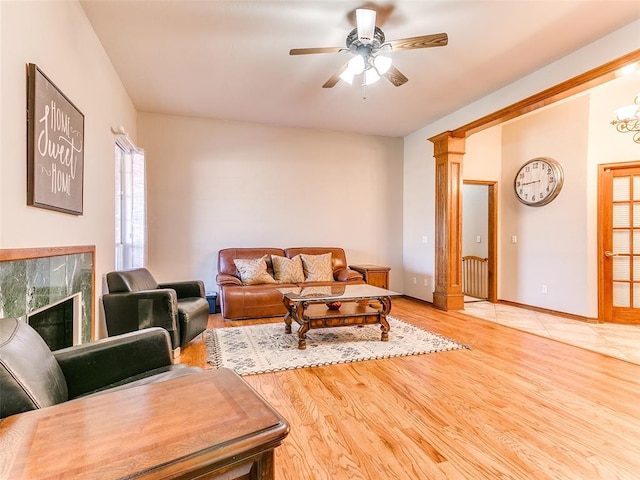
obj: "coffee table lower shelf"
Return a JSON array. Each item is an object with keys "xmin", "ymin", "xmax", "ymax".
[{"xmin": 283, "ymin": 300, "xmax": 391, "ymax": 350}]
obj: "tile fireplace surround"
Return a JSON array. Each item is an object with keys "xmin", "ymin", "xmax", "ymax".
[{"xmin": 0, "ymin": 246, "xmax": 95, "ymax": 343}]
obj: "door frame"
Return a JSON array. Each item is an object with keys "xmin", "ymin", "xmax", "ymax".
[
  {"xmin": 463, "ymin": 180, "xmax": 498, "ymax": 303},
  {"xmin": 597, "ymin": 161, "xmax": 640, "ymax": 323}
]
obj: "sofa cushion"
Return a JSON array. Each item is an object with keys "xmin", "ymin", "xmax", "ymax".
[
  {"xmin": 284, "ymin": 247, "xmax": 349, "ymax": 272},
  {"xmin": 233, "ymin": 256, "xmax": 276, "ymax": 285},
  {"xmin": 219, "ymin": 283, "xmax": 293, "ymax": 320},
  {"xmin": 218, "ymin": 248, "xmax": 285, "ymax": 278},
  {"xmin": 271, "ymin": 254, "xmax": 305, "ymax": 283},
  {"xmin": 300, "ymin": 253, "xmax": 334, "ymax": 282}
]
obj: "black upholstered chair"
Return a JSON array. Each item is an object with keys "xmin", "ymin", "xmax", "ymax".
[
  {"xmin": 0, "ymin": 317, "xmax": 202, "ymax": 420},
  {"xmin": 103, "ymin": 268, "xmax": 210, "ymax": 355}
]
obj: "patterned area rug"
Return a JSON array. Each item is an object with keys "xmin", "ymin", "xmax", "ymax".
[{"xmin": 204, "ymin": 315, "xmax": 470, "ymax": 375}]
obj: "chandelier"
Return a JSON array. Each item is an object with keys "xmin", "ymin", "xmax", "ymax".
[{"xmin": 612, "ymin": 93, "xmax": 640, "ymax": 143}]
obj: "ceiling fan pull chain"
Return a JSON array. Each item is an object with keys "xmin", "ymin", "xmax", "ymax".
[{"xmin": 362, "ymin": 82, "xmax": 367, "ymax": 100}]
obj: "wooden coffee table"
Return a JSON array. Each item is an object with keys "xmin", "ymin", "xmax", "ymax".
[{"xmin": 278, "ymin": 284, "xmax": 399, "ymax": 349}]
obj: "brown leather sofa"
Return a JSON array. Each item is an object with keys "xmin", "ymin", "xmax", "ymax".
[{"xmin": 216, "ymin": 247, "xmax": 365, "ymax": 320}]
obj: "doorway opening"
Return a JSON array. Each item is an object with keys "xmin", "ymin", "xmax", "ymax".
[{"xmin": 463, "ymin": 180, "xmax": 497, "ymax": 303}]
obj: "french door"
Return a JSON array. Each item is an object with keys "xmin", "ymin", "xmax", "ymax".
[{"xmin": 599, "ymin": 162, "xmax": 640, "ymax": 323}]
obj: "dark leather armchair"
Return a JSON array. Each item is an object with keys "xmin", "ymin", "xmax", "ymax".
[
  {"xmin": 0, "ymin": 317, "xmax": 202, "ymax": 420},
  {"xmin": 103, "ymin": 268, "xmax": 210, "ymax": 354}
]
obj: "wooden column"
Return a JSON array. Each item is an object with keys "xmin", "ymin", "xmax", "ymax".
[{"xmin": 429, "ymin": 132, "xmax": 465, "ymax": 311}]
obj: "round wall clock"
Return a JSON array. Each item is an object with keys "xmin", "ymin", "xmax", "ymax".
[{"xmin": 513, "ymin": 157, "xmax": 564, "ymax": 207}]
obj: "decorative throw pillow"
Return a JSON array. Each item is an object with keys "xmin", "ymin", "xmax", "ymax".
[
  {"xmin": 300, "ymin": 253, "xmax": 334, "ymax": 282},
  {"xmin": 233, "ymin": 256, "xmax": 276, "ymax": 285},
  {"xmin": 271, "ymin": 254, "xmax": 305, "ymax": 283}
]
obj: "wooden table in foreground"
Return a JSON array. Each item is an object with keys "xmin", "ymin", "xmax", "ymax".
[
  {"xmin": 278, "ymin": 284, "xmax": 400, "ymax": 349},
  {"xmin": 0, "ymin": 368, "xmax": 289, "ymax": 480}
]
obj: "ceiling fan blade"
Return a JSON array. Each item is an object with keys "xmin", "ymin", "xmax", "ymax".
[
  {"xmin": 388, "ymin": 33, "xmax": 448, "ymax": 51},
  {"xmin": 322, "ymin": 62, "xmax": 349, "ymax": 88},
  {"xmin": 289, "ymin": 47, "xmax": 345, "ymax": 55},
  {"xmin": 356, "ymin": 8, "xmax": 376, "ymax": 44},
  {"xmin": 384, "ymin": 66, "xmax": 408, "ymax": 87}
]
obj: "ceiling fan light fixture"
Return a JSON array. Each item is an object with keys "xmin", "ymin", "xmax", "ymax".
[
  {"xmin": 289, "ymin": 8, "xmax": 448, "ymax": 91},
  {"xmin": 339, "ymin": 68, "xmax": 356, "ymax": 84},
  {"xmin": 348, "ymin": 55, "xmax": 366, "ymax": 75},
  {"xmin": 355, "ymin": 8, "xmax": 376, "ymax": 44},
  {"xmin": 374, "ymin": 55, "xmax": 392, "ymax": 75},
  {"xmin": 364, "ymin": 67, "xmax": 381, "ymax": 85}
]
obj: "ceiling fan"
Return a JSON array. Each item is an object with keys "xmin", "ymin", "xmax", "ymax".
[{"xmin": 289, "ymin": 8, "xmax": 448, "ymax": 89}]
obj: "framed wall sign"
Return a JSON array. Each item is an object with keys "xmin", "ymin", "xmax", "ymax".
[{"xmin": 27, "ymin": 63, "xmax": 84, "ymax": 215}]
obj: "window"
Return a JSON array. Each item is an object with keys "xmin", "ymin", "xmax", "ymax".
[{"xmin": 115, "ymin": 137, "xmax": 146, "ymax": 270}]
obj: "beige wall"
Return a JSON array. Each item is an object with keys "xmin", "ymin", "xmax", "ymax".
[
  {"xmin": 0, "ymin": 1, "xmax": 137, "ymax": 335},
  {"xmin": 137, "ymin": 112, "xmax": 404, "ymax": 293},
  {"xmin": 464, "ymin": 127, "xmax": 502, "ymax": 181}
]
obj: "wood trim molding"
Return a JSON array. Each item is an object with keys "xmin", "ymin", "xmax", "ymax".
[
  {"xmin": 0, "ymin": 245, "xmax": 95, "ymax": 262},
  {"xmin": 453, "ymin": 49, "xmax": 640, "ymax": 138}
]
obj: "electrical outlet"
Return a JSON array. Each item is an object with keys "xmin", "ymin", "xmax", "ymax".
[
  {"xmin": 511, "ymin": 235, "xmax": 518, "ymax": 244},
  {"xmin": 412, "ymin": 277, "xmax": 417, "ymax": 284},
  {"xmin": 542, "ymin": 285, "xmax": 548, "ymax": 294},
  {"xmin": 422, "ymin": 236, "xmax": 428, "ymax": 244},
  {"xmin": 476, "ymin": 235, "xmax": 481, "ymax": 243},
  {"xmin": 423, "ymin": 279, "xmax": 429, "ymax": 287}
]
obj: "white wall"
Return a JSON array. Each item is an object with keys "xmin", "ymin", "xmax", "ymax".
[
  {"xmin": 403, "ymin": 20, "xmax": 640, "ymax": 307},
  {"xmin": 501, "ymin": 97, "xmax": 590, "ymax": 314},
  {"xmin": 496, "ymin": 72, "xmax": 640, "ymax": 318},
  {"xmin": 402, "ymin": 132, "xmax": 435, "ymax": 299},
  {"xmin": 462, "ymin": 185, "xmax": 488, "ymax": 259},
  {"xmin": 0, "ymin": 1, "xmax": 137, "ymax": 336},
  {"xmin": 137, "ymin": 112, "xmax": 404, "ymax": 294}
]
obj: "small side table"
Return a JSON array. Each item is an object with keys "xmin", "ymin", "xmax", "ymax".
[{"xmin": 349, "ymin": 264, "xmax": 391, "ymax": 289}]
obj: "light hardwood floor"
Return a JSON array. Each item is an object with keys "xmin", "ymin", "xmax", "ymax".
[{"xmin": 179, "ymin": 297, "xmax": 640, "ymax": 480}]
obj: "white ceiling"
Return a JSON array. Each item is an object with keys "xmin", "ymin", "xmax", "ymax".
[{"xmin": 80, "ymin": 1, "xmax": 640, "ymax": 137}]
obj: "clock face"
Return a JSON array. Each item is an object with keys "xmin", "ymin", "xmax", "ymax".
[{"xmin": 514, "ymin": 157, "xmax": 564, "ymax": 206}]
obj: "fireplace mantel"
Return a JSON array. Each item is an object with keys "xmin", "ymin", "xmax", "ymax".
[{"xmin": 0, "ymin": 245, "xmax": 95, "ymax": 342}]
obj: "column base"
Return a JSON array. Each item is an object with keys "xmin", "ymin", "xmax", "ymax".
[{"xmin": 432, "ymin": 291, "xmax": 465, "ymax": 311}]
